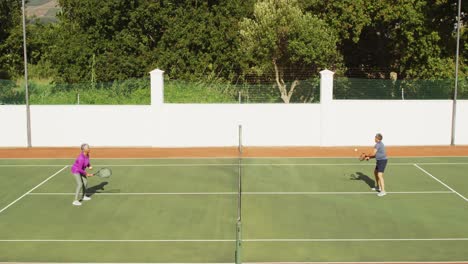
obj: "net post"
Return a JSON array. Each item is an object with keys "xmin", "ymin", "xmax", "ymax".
[
  {"xmin": 235, "ymin": 124, "xmax": 243, "ymax": 264},
  {"xmin": 238, "ymin": 125, "xmax": 243, "ymax": 155},
  {"xmin": 238, "ymin": 124, "xmax": 242, "ymax": 221},
  {"xmin": 235, "ymin": 220, "xmax": 242, "ymax": 264}
]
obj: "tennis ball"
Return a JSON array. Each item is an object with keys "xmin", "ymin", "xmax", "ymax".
[{"xmin": 354, "ymin": 148, "xmax": 358, "ymax": 152}]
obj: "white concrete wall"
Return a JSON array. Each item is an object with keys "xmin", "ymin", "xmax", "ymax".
[
  {"xmin": 322, "ymin": 100, "xmax": 453, "ymax": 146},
  {"xmin": 153, "ymin": 104, "xmax": 321, "ymax": 147},
  {"xmin": 29, "ymin": 106, "xmax": 152, "ymax": 147},
  {"xmin": 0, "ymin": 69, "xmax": 467, "ymax": 147},
  {"xmin": 0, "ymin": 106, "xmax": 27, "ymax": 147},
  {"xmin": 455, "ymin": 101, "xmax": 468, "ymax": 145}
]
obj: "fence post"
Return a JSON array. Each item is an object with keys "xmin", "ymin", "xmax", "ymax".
[{"xmin": 320, "ymin": 69, "xmax": 335, "ymax": 146}]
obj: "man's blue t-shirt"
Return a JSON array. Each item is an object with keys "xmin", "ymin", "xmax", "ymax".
[{"xmin": 375, "ymin": 141, "xmax": 387, "ymax": 160}]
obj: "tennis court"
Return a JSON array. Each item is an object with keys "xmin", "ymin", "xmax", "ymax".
[{"xmin": 1, "ymin": 156, "xmax": 468, "ymax": 263}]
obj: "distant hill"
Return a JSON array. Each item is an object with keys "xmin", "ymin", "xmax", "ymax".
[{"xmin": 26, "ymin": 0, "xmax": 59, "ymax": 23}]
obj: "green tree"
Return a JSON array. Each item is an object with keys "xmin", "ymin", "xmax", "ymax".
[
  {"xmin": 153, "ymin": 0, "xmax": 255, "ymax": 81},
  {"xmin": 369, "ymin": 0, "xmax": 454, "ymax": 79},
  {"xmin": 240, "ymin": 0, "xmax": 341, "ymax": 103},
  {"xmin": 302, "ymin": 0, "xmax": 467, "ymax": 80},
  {"xmin": 301, "ymin": 0, "xmax": 371, "ymax": 44},
  {"xmin": 340, "ymin": 0, "xmax": 464, "ymax": 79},
  {"xmin": 47, "ymin": 0, "xmax": 149, "ymax": 82},
  {"xmin": 0, "ymin": 0, "xmax": 23, "ymax": 78},
  {"xmin": 22, "ymin": 0, "xmax": 468, "ymax": 95},
  {"xmin": 34, "ymin": 0, "xmax": 254, "ymax": 83}
]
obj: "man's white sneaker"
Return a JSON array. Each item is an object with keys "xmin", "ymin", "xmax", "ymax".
[
  {"xmin": 82, "ymin": 196, "xmax": 91, "ymax": 201},
  {"xmin": 72, "ymin": 200, "xmax": 82, "ymax": 206},
  {"xmin": 377, "ymin": 191, "xmax": 387, "ymax": 197}
]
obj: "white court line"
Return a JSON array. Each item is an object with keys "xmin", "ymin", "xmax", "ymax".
[
  {"xmin": 0, "ymin": 261, "xmax": 462, "ymax": 264},
  {"xmin": 0, "ymin": 262, "xmax": 235, "ymax": 264},
  {"xmin": 0, "ymin": 164, "xmax": 237, "ymax": 167},
  {"xmin": 244, "ymin": 191, "xmax": 452, "ymax": 195},
  {"xmin": 0, "ymin": 164, "xmax": 67, "ymax": 167},
  {"xmin": 249, "ymin": 262, "xmax": 468, "ymax": 264},
  {"xmin": 1, "ymin": 238, "xmax": 467, "ymax": 242},
  {"xmin": 0, "ymin": 261, "xmax": 464, "ymax": 264},
  {"xmin": 1, "ymin": 262, "xmax": 466, "ymax": 264},
  {"xmin": 245, "ymin": 238, "xmax": 468, "ymax": 242},
  {"xmin": 0, "ymin": 163, "xmax": 402, "ymax": 167},
  {"xmin": 0, "ymin": 263, "xmax": 233, "ymax": 264},
  {"xmin": 3, "ymin": 162, "xmax": 468, "ymax": 167},
  {"xmin": 417, "ymin": 162, "xmax": 468, "ymax": 165},
  {"xmin": 0, "ymin": 166, "xmax": 68, "ymax": 214},
  {"xmin": 28, "ymin": 191, "xmax": 453, "ymax": 196},
  {"xmin": 247, "ymin": 262, "xmax": 468, "ymax": 264},
  {"xmin": 93, "ymin": 163, "xmax": 400, "ymax": 166},
  {"xmin": 414, "ymin": 164, "xmax": 468, "ymax": 202},
  {"xmin": 1, "ymin": 155, "xmax": 467, "ymax": 160},
  {"xmin": 29, "ymin": 192, "xmax": 238, "ymax": 195},
  {"xmin": 244, "ymin": 163, "xmax": 393, "ymax": 166},
  {"xmin": 0, "ymin": 239, "xmax": 234, "ymax": 242}
]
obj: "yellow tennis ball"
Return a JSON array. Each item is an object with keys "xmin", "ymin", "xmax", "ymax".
[{"xmin": 354, "ymin": 148, "xmax": 358, "ymax": 152}]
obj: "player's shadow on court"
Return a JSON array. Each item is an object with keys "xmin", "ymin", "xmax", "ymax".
[
  {"xmin": 350, "ymin": 172, "xmax": 375, "ymax": 188},
  {"xmin": 86, "ymin": 182, "xmax": 108, "ymax": 196}
]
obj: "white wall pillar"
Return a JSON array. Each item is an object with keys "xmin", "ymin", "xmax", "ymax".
[
  {"xmin": 150, "ymin": 68, "xmax": 165, "ymax": 147},
  {"xmin": 150, "ymin": 69, "xmax": 164, "ymax": 106},
  {"xmin": 320, "ymin": 69, "xmax": 334, "ymax": 103},
  {"xmin": 320, "ymin": 69, "xmax": 335, "ymax": 146}
]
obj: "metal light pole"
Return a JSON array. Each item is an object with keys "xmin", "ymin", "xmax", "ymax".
[
  {"xmin": 451, "ymin": 0, "xmax": 462, "ymax": 146},
  {"xmin": 22, "ymin": 0, "xmax": 32, "ymax": 147}
]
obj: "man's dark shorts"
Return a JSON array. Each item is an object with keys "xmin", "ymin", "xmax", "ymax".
[{"xmin": 375, "ymin": 159, "xmax": 388, "ymax": 173}]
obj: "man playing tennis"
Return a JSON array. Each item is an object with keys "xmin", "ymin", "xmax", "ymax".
[
  {"xmin": 365, "ymin": 133, "xmax": 388, "ymax": 197},
  {"xmin": 71, "ymin": 143, "xmax": 94, "ymax": 206}
]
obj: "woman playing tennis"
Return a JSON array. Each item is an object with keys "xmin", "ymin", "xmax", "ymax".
[{"xmin": 71, "ymin": 143, "xmax": 94, "ymax": 206}]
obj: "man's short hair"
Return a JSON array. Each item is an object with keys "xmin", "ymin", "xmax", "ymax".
[
  {"xmin": 375, "ymin": 133, "xmax": 383, "ymax": 140},
  {"xmin": 81, "ymin": 143, "xmax": 90, "ymax": 151}
]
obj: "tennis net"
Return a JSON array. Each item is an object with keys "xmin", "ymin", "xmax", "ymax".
[{"xmin": 235, "ymin": 124, "xmax": 243, "ymax": 264}]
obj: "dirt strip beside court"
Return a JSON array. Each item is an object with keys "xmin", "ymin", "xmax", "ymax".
[{"xmin": 0, "ymin": 146, "xmax": 467, "ymax": 158}]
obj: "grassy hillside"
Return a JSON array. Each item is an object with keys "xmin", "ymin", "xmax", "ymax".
[{"xmin": 26, "ymin": 0, "xmax": 58, "ymax": 23}]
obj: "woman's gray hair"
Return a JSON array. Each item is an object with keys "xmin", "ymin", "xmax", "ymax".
[{"xmin": 81, "ymin": 143, "xmax": 90, "ymax": 151}]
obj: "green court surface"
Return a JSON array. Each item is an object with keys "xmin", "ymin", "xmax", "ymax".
[{"xmin": 0, "ymin": 157, "xmax": 468, "ymax": 263}]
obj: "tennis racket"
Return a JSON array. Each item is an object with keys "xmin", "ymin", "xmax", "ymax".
[
  {"xmin": 94, "ymin": 168, "xmax": 112, "ymax": 178},
  {"xmin": 359, "ymin": 153, "xmax": 368, "ymax": 161}
]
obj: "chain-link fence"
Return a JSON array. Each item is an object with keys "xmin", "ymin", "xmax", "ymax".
[
  {"xmin": 3, "ymin": 76, "xmax": 467, "ymax": 104},
  {"xmin": 0, "ymin": 78, "xmax": 150, "ymax": 105},
  {"xmin": 334, "ymin": 77, "xmax": 468, "ymax": 100},
  {"xmin": 164, "ymin": 76, "xmax": 320, "ymax": 104}
]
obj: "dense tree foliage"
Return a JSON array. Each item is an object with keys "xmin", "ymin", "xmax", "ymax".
[
  {"xmin": 240, "ymin": 0, "xmax": 341, "ymax": 102},
  {"xmin": 302, "ymin": 0, "xmax": 467, "ymax": 79},
  {"xmin": 0, "ymin": 0, "xmax": 466, "ymax": 84},
  {"xmin": 0, "ymin": 0, "xmax": 23, "ymax": 79},
  {"xmin": 31, "ymin": 0, "xmax": 255, "ymax": 83}
]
